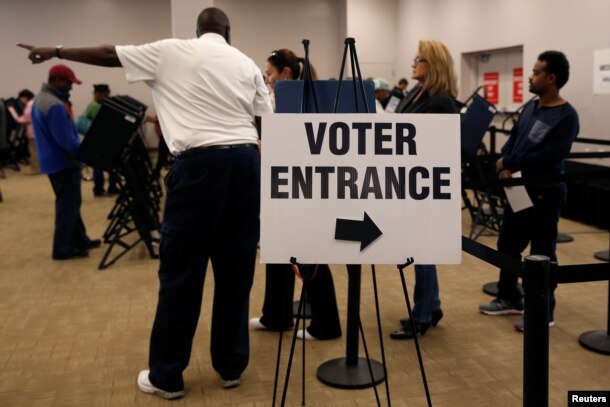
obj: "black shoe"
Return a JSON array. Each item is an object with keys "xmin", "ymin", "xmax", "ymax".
[
  {"xmin": 87, "ymin": 239, "xmax": 102, "ymax": 249},
  {"xmin": 53, "ymin": 248, "xmax": 89, "ymax": 260},
  {"xmin": 390, "ymin": 320, "xmax": 431, "ymax": 340},
  {"xmin": 400, "ymin": 309, "xmax": 443, "ymax": 328}
]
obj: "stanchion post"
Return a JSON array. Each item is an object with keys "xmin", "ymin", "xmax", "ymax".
[
  {"xmin": 345, "ymin": 264, "xmax": 361, "ymax": 365},
  {"xmin": 523, "ymin": 254, "xmax": 550, "ymax": 407},
  {"xmin": 578, "ymin": 276, "xmax": 610, "ymax": 355}
]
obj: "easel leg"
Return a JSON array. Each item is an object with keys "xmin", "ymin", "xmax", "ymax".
[
  {"xmin": 371, "ymin": 264, "xmax": 392, "ymax": 405},
  {"xmin": 280, "ymin": 276, "xmax": 308, "ymax": 406},
  {"xmin": 397, "ymin": 261, "xmax": 433, "ymax": 407}
]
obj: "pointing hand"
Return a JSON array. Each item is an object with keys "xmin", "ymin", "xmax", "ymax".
[{"xmin": 17, "ymin": 43, "xmax": 54, "ymax": 64}]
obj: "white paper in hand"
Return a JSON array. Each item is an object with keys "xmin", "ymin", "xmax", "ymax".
[{"xmin": 503, "ymin": 171, "xmax": 533, "ymax": 212}]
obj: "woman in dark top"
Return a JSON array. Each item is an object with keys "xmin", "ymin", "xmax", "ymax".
[
  {"xmin": 391, "ymin": 39, "xmax": 459, "ymax": 340},
  {"xmin": 249, "ymin": 48, "xmax": 342, "ymax": 341}
]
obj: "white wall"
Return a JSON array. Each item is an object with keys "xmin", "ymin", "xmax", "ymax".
[
  {"xmin": 346, "ymin": 0, "xmax": 399, "ymax": 84},
  {"xmin": 215, "ymin": 0, "xmax": 345, "ymax": 80},
  {"xmin": 2, "ymin": 0, "xmax": 609, "ymax": 152},
  {"xmin": 0, "ymin": 0, "xmax": 172, "ymax": 124},
  {"xmin": 171, "ymin": 0, "xmax": 214, "ymax": 39},
  {"xmin": 397, "ymin": 0, "xmax": 610, "ymax": 147}
]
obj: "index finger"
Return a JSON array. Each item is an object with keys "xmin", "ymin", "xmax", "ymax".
[{"xmin": 16, "ymin": 43, "xmax": 34, "ymax": 51}]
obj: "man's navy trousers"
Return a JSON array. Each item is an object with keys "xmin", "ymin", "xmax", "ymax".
[{"xmin": 148, "ymin": 144, "xmax": 260, "ymax": 392}]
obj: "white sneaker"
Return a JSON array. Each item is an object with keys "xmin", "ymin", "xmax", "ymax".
[
  {"xmin": 249, "ymin": 317, "xmax": 268, "ymax": 330},
  {"xmin": 137, "ymin": 370, "xmax": 184, "ymax": 400},
  {"xmin": 222, "ymin": 377, "xmax": 241, "ymax": 389},
  {"xmin": 296, "ymin": 328, "xmax": 317, "ymax": 341}
]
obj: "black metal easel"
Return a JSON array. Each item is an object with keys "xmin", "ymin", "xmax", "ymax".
[
  {"xmin": 272, "ymin": 39, "xmax": 322, "ymax": 407},
  {"xmin": 314, "ymin": 38, "xmax": 386, "ymax": 392},
  {"xmin": 273, "ymin": 37, "xmax": 434, "ymax": 406}
]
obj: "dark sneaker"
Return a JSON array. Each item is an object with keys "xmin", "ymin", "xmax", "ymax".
[
  {"xmin": 137, "ymin": 370, "xmax": 184, "ymax": 400},
  {"xmin": 514, "ymin": 316, "xmax": 555, "ymax": 332},
  {"xmin": 479, "ymin": 298, "xmax": 523, "ymax": 315}
]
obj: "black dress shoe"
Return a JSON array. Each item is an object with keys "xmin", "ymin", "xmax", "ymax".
[
  {"xmin": 390, "ymin": 320, "xmax": 431, "ymax": 340},
  {"xmin": 87, "ymin": 239, "xmax": 102, "ymax": 249},
  {"xmin": 400, "ymin": 309, "xmax": 443, "ymax": 328}
]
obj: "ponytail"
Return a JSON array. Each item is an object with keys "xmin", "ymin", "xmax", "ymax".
[
  {"xmin": 297, "ymin": 57, "xmax": 318, "ymax": 80},
  {"xmin": 268, "ymin": 49, "xmax": 318, "ymax": 80}
]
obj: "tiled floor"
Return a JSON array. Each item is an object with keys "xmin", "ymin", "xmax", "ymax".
[{"xmin": 0, "ymin": 168, "xmax": 608, "ymax": 406}]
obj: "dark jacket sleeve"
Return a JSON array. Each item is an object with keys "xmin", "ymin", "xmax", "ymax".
[{"xmin": 420, "ymin": 93, "xmax": 459, "ymax": 114}]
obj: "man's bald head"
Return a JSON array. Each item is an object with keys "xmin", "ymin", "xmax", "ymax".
[{"xmin": 196, "ymin": 7, "xmax": 231, "ymax": 43}]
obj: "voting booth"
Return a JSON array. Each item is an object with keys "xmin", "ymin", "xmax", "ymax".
[{"xmin": 76, "ymin": 96, "xmax": 162, "ymax": 269}]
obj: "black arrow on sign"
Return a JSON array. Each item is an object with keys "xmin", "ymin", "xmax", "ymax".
[{"xmin": 334, "ymin": 212, "xmax": 383, "ymax": 251}]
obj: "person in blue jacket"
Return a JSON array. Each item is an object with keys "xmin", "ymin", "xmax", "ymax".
[
  {"xmin": 31, "ymin": 64, "xmax": 100, "ymax": 259},
  {"xmin": 479, "ymin": 51, "xmax": 580, "ymax": 332}
]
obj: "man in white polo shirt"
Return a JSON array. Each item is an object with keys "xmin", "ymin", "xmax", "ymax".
[{"xmin": 19, "ymin": 7, "xmax": 272, "ymax": 400}]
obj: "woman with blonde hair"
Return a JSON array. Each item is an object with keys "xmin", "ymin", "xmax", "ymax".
[{"xmin": 391, "ymin": 39, "xmax": 459, "ymax": 340}]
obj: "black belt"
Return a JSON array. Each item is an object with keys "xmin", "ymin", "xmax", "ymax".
[{"xmin": 179, "ymin": 143, "xmax": 258, "ymax": 158}]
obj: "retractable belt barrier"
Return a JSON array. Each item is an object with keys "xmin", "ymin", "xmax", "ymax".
[
  {"xmin": 466, "ymin": 133, "xmax": 610, "ymax": 406},
  {"xmin": 462, "ymin": 236, "xmax": 609, "ymax": 285},
  {"xmin": 498, "ymin": 166, "xmax": 610, "ymax": 188},
  {"xmin": 462, "ymin": 234, "xmax": 609, "ymax": 407}
]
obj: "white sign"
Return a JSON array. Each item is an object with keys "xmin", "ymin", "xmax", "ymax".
[
  {"xmin": 593, "ymin": 48, "xmax": 610, "ymax": 95},
  {"xmin": 260, "ymin": 113, "xmax": 462, "ymax": 265}
]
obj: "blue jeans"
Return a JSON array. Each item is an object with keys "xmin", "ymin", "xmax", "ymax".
[
  {"xmin": 48, "ymin": 166, "xmax": 91, "ymax": 257},
  {"xmin": 412, "ymin": 264, "xmax": 441, "ymax": 323}
]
